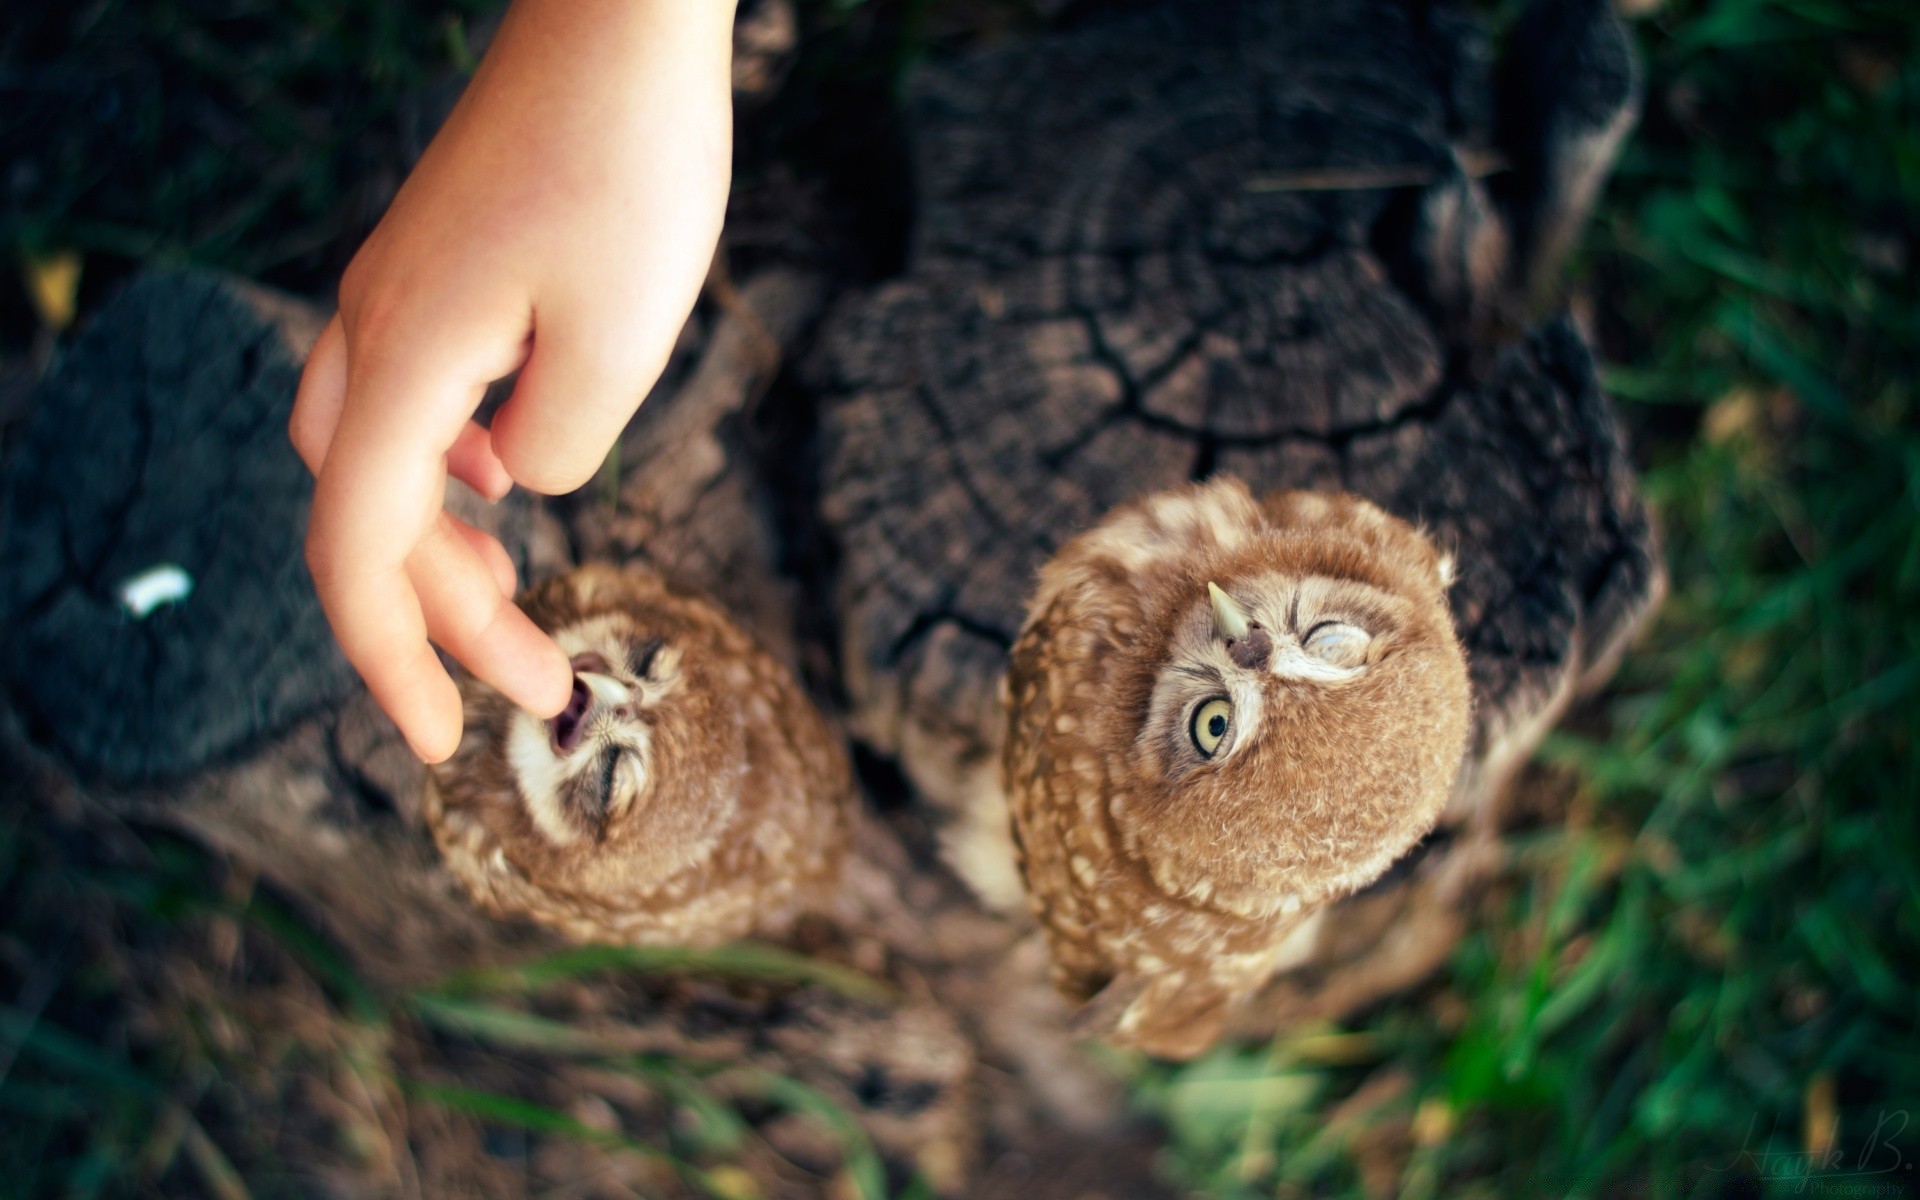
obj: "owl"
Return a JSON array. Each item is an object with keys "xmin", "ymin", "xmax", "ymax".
[
  {"xmin": 1002, "ymin": 477, "xmax": 1471, "ymax": 1059},
  {"xmin": 424, "ymin": 564, "xmax": 854, "ymax": 947}
]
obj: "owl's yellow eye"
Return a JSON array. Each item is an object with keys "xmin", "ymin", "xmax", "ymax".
[
  {"xmin": 1304, "ymin": 621, "xmax": 1370, "ymax": 668},
  {"xmin": 1190, "ymin": 697, "xmax": 1233, "ymax": 757}
]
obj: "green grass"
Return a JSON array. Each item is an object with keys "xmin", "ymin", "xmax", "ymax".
[
  {"xmin": 4, "ymin": 0, "xmax": 1918, "ymax": 1196},
  {"xmin": 1136, "ymin": 2, "xmax": 1920, "ymax": 1196}
]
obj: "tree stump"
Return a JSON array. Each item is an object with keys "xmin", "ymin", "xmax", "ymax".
[
  {"xmin": 0, "ymin": 269, "xmax": 571, "ymax": 970},
  {"xmin": 0, "ymin": 269, "xmax": 1002, "ymax": 1195},
  {"xmin": 814, "ymin": 0, "xmax": 1660, "ymax": 1021},
  {"xmin": 0, "ymin": 0, "xmax": 1663, "ymax": 1192}
]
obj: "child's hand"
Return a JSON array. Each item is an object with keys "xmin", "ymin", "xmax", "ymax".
[{"xmin": 290, "ymin": 0, "xmax": 737, "ymax": 762}]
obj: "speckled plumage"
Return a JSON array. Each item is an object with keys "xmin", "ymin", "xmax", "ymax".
[
  {"xmin": 424, "ymin": 564, "xmax": 854, "ymax": 947},
  {"xmin": 1002, "ymin": 477, "xmax": 1471, "ymax": 1058}
]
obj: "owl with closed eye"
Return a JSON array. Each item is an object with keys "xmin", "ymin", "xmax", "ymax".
[
  {"xmin": 1002, "ymin": 477, "xmax": 1471, "ymax": 1059},
  {"xmin": 423, "ymin": 564, "xmax": 854, "ymax": 947}
]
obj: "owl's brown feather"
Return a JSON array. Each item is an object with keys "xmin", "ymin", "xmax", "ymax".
[
  {"xmin": 1003, "ymin": 478, "xmax": 1471, "ymax": 1058},
  {"xmin": 424, "ymin": 564, "xmax": 854, "ymax": 947}
]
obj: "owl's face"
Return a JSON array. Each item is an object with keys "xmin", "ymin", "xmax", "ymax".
[
  {"xmin": 1083, "ymin": 487, "xmax": 1470, "ymax": 920},
  {"xmin": 511, "ymin": 614, "xmax": 693, "ymax": 847},
  {"xmin": 433, "ymin": 567, "xmax": 747, "ymax": 895}
]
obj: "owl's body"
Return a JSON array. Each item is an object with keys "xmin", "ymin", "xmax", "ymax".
[
  {"xmin": 425, "ymin": 565, "xmax": 853, "ymax": 947},
  {"xmin": 1003, "ymin": 478, "xmax": 1471, "ymax": 1058}
]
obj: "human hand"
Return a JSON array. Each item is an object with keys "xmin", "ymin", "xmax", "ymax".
[{"xmin": 290, "ymin": 0, "xmax": 737, "ymax": 761}]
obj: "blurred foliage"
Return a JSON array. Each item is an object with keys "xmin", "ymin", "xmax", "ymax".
[
  {"xmin": 0, "ymin": 0, "xmax": 492, "ymax": 299},
  {"xmin": 3, "ymin": 0, "xmax": 1918, "ymax": 1196},
  {"xmin": 1136, "ymin": 1, "xmax": 1920, "ymax": 1196},
  {"xmin": 0, "ymin": 808, "xmax": 899, "ymax": 1198}
]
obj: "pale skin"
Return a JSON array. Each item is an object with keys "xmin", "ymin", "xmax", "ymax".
[{"xmin": 290, "ymin": 0, "xmax": 738, "ymax": 762}]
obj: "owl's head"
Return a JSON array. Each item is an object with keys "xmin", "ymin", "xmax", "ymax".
[
  {"xmin": 1035, "ymin": 479, "xmax": 1471, "ymax": 920},
  {"xmin": 428, "ymin": 566, "xmax": 750, "ymax": 896}
]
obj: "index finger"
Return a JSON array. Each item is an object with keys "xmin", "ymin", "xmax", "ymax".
[
  {"xmin": 305, "ymin": 340, "xmax": 535, "ymax": 759},
  {"xmin": 305, "ymin": 508, "xmax": 462, "ymax": 761}
]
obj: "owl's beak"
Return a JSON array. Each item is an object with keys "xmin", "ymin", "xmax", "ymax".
[
  {"xmin": 1208, "ymin": 582, "xmax": 1251, "ymax": 641},
  {"xmin": 1210, "ymin": 581, "xmax": 1272, "ymax": 668},
  {"xmin": 578, "ymin": 672, "xmax": 633, "ymax": 710}
]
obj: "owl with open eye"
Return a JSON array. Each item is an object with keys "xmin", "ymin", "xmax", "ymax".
[
  {"xmin": 423, "ymin": 564, "xmax": 854, "ymax": 948},
  {"xmin": 1002, "ymin": 476, "xmax": 1471, "ymax": 1059}
]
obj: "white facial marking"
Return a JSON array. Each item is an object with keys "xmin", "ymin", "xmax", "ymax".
[
  {"xmin": 503, "ymin": 617, "xmax": 672, "ymax": 845},
  {"xmin": 1268, "ymin": 644, "xmax": 1367, "ymax": 683},
  {"xmin": 609, "ymin": 749, "xmax": 648, "ymax": 818},
  {"xmin": 1216, "ymin": 572, "xmax": 1381, "ymax": 684},
  {"xmin": 508, "ymin": 708, "xmax": 582, "ymax": 846}
]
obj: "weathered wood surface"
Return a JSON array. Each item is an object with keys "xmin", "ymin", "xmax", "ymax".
[
  {"xmin": 815, "ymin": 0, "xmax": 1659, "ymax": 1016},
  {"xmin": 1, "ymin": 275, "xmax": 348, "ymax": 783},
  {"xmin": 0, "ymin": 0, "xmax": 1660, "ymax": 1192},
  {"xmin": 0, "ymin": 269, "xmax": 1024, "ymax": 1195},
  {"xmin": 0, "ymin": 271, "xmax": 562, "ymax": 969}
]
